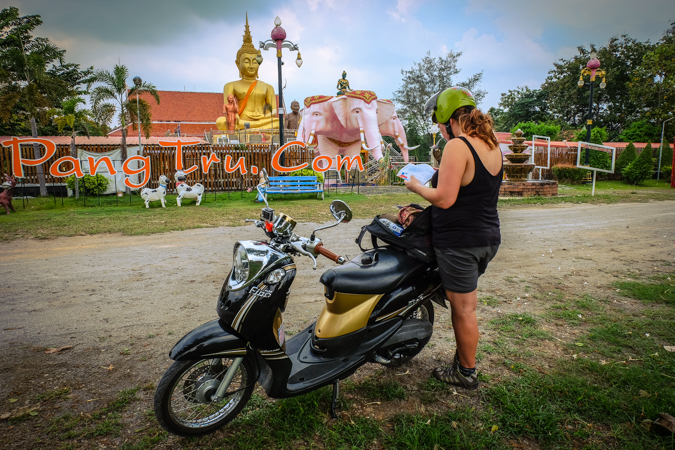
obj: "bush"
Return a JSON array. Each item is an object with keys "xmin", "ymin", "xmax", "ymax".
[
  {"xmin": 615, "ymin": 142, "xmax": 637, "ymax": 175},
  {"xmin": 551, "ymin": 164, "xmax": 589, "ymax": 184},
  {"xmin": 657, "ymin": 141, "xmax": 673, "ymax": 171},
  {"xmin": 622, "ymin": 143, "xmax": 654, "ymax": 185},
  {"xmin": 66, "ymin": 174, "xmax": 110, "ymax": 195},
  {"xmin": 510, "ymin": 121, "xmax": 560, "ymax": 141},
  {"xmin": 586, "ymin": 149, "xmax": 612, "ymax": 171},
  {"xmin": 287, "ymin": 168, "xmax": 324, "ymax": 183},
  {"xmin": 574, "ymin": 127, "xmax": 608, "ymax": 144},
  {"xmin": 662, "ymin": 165, "xmax": 672, "ymax": 179},
  {"xmin": 619, "ymin": 120, "xmax": 659, "ymax": 143}
]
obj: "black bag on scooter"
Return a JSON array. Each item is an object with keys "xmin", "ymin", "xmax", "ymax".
[{"xmin": 355, "ymin": 204, "xmax": 435, "ymax": 264}]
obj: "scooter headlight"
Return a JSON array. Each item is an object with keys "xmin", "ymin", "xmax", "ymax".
[{"xmin": 233, "ymin": 244, "xmax": 249, "ymax": 284}]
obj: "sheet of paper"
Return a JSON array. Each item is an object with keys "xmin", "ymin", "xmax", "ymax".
[{"xmin": 397, "ymin": 163, "xmax": 436, "ymax": 185}]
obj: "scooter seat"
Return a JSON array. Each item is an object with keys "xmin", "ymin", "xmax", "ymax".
[{"xmin": 320, "ymin": 247, "xmax": 428, "ymax": 296}]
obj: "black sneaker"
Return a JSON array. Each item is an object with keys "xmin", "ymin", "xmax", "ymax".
[{"xmin": 432, "ymin": 352, "xmax": 479, "ymax": 390}]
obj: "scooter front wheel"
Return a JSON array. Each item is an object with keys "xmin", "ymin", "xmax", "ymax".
[{"xmin": 154, "ymin": 357, "xmax": 255, "ymax": 437}]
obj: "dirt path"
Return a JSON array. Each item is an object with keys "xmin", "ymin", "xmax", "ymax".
[{"xmin": 1, "ymin": 201, "xmax": 674, "ymax": 446}]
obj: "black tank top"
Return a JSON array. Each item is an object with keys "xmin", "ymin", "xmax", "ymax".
[{"xmin": 430, "ymin": 136, "xmax": 502, "ymax": 248}]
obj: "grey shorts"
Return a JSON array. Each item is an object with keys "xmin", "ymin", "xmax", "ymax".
[{"xmin": 435, "ymin": 245, "xmax": 500, "ymax": 294}]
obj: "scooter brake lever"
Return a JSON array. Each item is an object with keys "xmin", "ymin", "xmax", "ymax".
[{"xmin": 291, "ymin": 241, "xmax": 317, "ymax": 270}]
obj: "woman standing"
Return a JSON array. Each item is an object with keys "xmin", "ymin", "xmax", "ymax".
[{"xmin": 405, "ymin": 87, "xmax": 503, "ymax": 390}]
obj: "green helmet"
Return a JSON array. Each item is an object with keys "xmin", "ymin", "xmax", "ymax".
[{"xmin": 424, "ymin": 87, "xmax": 476, "ymax": 124}]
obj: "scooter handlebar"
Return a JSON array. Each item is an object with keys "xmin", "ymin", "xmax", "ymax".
[{"xmin": 314, "ymin": 243, "xmax": 345, "ymax": 264}]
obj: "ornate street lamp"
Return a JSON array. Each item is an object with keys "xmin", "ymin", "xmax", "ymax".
[
  {"xmin": 133, "ymin": 76, "xmax": 143, "ymax": 155},
  {"xmin": 259, "ymin": 16, "xmax": 302, "ymax": 151},
  {"xmin": 578, "ymin": 52, "xmax": 607, "ymax": 165}
]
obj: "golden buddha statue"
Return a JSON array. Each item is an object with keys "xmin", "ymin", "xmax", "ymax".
[{"xmin": 216, "ymin": 14, "xmax": 278, "ymax": 131}]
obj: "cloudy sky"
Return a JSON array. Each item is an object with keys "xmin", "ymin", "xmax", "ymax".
[{"xmin": 10, "ymin": 0, "xmax": 675, "ymax": 113}]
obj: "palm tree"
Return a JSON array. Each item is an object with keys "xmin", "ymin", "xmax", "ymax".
[
  {"xmin": 90, "ymin": 64, "xmax": 160, "ymax": 163},
  {"xmin": 52, "ymin": 97, "xmax": 93, "ymax": 198},
  {"xmin": 0, "ymin": 7, "xmax": 72, "ymax": 196}
]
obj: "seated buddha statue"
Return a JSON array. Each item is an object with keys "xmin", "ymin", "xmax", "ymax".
[{"xmin": 216, "ymin": 15, "xmax": 279, "ymax": 131}]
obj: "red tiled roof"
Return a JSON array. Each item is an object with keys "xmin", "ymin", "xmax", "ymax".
[
  {"xmin": 133, "ymin": 90, "xmax": 282, "ymax": 123},
  {"xmin": 0, "ymin": 136, "xmax": 123, "ymax": 145},
  {"xmin": 0, "ymin": 135, "xmax": 207, "ymax": 145},
  {"xmin": 134, "ymin": 90, "xmax": 223, "ymax": 122},
  {"xmin": 110, "ymin": 122, "xmax": 217, "ymax": 138}
]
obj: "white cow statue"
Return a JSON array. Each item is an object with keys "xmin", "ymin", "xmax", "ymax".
[
  {"xmin": 140, "ymin": 174, "xmax": 169, "ymax": 208},
  {"xmin": 175, "ymin": 170, "xmax": 204, "ymax": 207}
]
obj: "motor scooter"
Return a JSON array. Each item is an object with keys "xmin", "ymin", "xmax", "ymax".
[{"xmin": 154, "ymin": 169, "xmax": 446, "ymax": 436}]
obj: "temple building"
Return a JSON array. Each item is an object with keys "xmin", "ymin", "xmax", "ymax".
[{"xmin": 109, "ymin": 89, "xmax": 281, "ymax": 143}]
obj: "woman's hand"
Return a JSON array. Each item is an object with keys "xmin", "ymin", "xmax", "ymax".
[{"xmin": 404, "ymin": 175, "xmax": 421, "ymax": 194}]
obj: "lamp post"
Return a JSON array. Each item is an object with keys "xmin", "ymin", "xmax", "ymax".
[
  {"xmin": 578, "ymin": 52, "xmax": 607, "ymax": 165},
  {"xmin": 259, "ymin": 16, "xmax": 302, "ymax": 154},
  {"xmin": 133, "ymin": 76, "xmax": 143, "ymax": 156},
  {"xmin": 430, "ymin": 123, "xmax": 439, "ymax": 147},
  {"xmin": 658, "ymin": 116, "xmax": 673, "ymax": 181}
]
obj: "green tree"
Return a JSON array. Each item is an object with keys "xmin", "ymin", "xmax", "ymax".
[
  {"xmin": 393, "ymin": 51, "xmax": 486, "ymax": 130},
  {"xmin": 0, "ymin": 6, "xmax": 92, "ymax": 196},
  {"xmin": 629, "ymin": 22, "xmax": 675, "ymax": 139},
  {"xmin": 52, "ymin": 97, "xmax": 93, "ymax": 198},
  {"xmin": 497, "ymin": 87, "xmax": 551, "ymax": 130},
  {"xmin": 619, "ymin": 120, "xmax": 659, "ymax": 143},
  {"xmin": 657, "ymin": 140, "xmax": 673, "ymax": 174},
  {"xmin": 510, "ymin": 121, "xmax": 560, "ymax": 141},
  {"xmin": 542, "ymin": 35, "xmax": 652, "ymax": 140},
  {"xmin": 574, "ymin": 127, "xmax": 608, "ymax": 144},
  {"xmin": 623, "ymin": 143, "xmax": 654, "ymax": 184},
  {"xmin": 90, "ymin": 64, "xmax": 160, "ymax": 163},
  {"xmin": 615, "ymin": 142, "xmax": 637, "ymax": 175}
]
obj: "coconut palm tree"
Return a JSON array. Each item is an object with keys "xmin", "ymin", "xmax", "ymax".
[
  {"xmin": 52, "ymin": 97, "xmax": 94, "ymax": 198},
  {"xmin": 90, "ymin": 64, "xmax": 160, "ymax": 163},
  {"xmin": 0, "ymin": 7, "xmax": 73, "ymax": 196}
]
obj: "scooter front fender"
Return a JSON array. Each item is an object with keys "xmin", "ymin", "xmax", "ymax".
[{"xmin": 169, "ymin": 319, "xmax": 248, "ymax": 361}]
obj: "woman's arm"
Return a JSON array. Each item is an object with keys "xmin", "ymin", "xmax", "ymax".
[{"xmin": 404, "ymin": 138, "xmax": 468, "ymax": 209}]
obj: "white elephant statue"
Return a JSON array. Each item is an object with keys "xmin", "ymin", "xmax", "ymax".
[
  {"xmin": 174, "ymin": 170, "xmax": 204, "ymax": 207},
  {"xmin": 297, "ymin": 91, "xmax": 417, "ymax": 169}
]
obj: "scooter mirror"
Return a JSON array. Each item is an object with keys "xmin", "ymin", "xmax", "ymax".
[
  {"xmin": 257, "ymin": 168, "xmax": 270, "ymax": 207},
  {"xmin": 261, "ymin": 168, "xmax": 270, "ymax": 187},
  {"xmin": 330, "ymin": 200, "xmax": 352, "ymax": 223}
]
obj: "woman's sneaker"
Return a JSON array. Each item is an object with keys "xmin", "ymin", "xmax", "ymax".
[{"xmin": 432, "ymin": 352, "xmax": 479, "ymax": 390}]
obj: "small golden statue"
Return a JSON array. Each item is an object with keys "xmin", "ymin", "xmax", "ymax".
[
  {"xmin": 216, "ymin": 14, "xmax": 279, "ymax": 131},
  {"xmin": 336, "ymin": 71, "xmax": 352, "ymax": 96}
]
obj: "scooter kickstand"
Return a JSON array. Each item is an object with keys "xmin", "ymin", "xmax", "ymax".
[{"xmin": 330, "ymin": 380, "xmax": 340, "ymax": 419}]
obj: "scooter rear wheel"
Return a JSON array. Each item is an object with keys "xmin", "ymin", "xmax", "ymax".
[
  {"xmin": 376, "ymin": 300, "xmax": 435, "ymax": 367},
  {"xmin": 154, "ymin": 357, "xmax": 254, "ymax": 436}
]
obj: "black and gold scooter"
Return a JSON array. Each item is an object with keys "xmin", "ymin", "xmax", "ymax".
[{"xmin": 154, "ymin": 170, "xmax": 445, "ymax": 436}]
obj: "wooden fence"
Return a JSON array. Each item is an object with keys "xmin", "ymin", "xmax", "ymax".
[
  {"xmin": 0, "ymin": 142, "xmax": 315, "ymax": 192},
  {"xmin": 0, "ymin": 139, "xmax": 660, "ymax": 190},
  {"xmin": 530, "ymin": 145, "xmax": 633, "ymax": 180}
]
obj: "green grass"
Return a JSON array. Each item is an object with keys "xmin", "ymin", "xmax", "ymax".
[
  {"xmin": 614, "ymin": 275, "xmax": 675, "ymax": 306},
  {"xmin": 488, "ymin": 313, "xmax": 551, "ymax": 341},
  {"xmin": 6, "ymin": 271, "xmax": 675, "ymax": 449},
  {"xmin": 47, "ymin": 387, "xmax": 140, "ymax": 440},
  {"xmin": 357, "ymin": 378, "xmax": 407, "ymax": 402},
  {"xmin": 33, "ymin": 387, "xmax": 70, "ymax": 403},
  {"xmin": 480, "ymin": 295, "xmax": 500, "ymax": 307},
  {"xmin": 2, "ymin": 180, "xmax": 675, "ymax": 240}
]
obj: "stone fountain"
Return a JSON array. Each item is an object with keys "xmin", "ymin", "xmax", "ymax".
[
  {"xmin": 504, "ymin": 129, "xmax": 534, "ymax": 181},
  {"xmin": 500, "ymin": 129, "xmax": 558, "ymax": 197}
]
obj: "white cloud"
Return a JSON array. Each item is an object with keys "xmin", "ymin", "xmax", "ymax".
[
  {"xmin": 387, "ymin": 0, "xmax": 425, "ymax": 22},
  {"xmin": 306, "ymin": 0, "xmax": 337, "ymax": 12},
  {"xmin": 448, "ymin": 27, "xmax": 556, "ymax": 109},
  {"xmin": 464, "ymin": 0, "xmax": 675, "ymax": 43}
]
